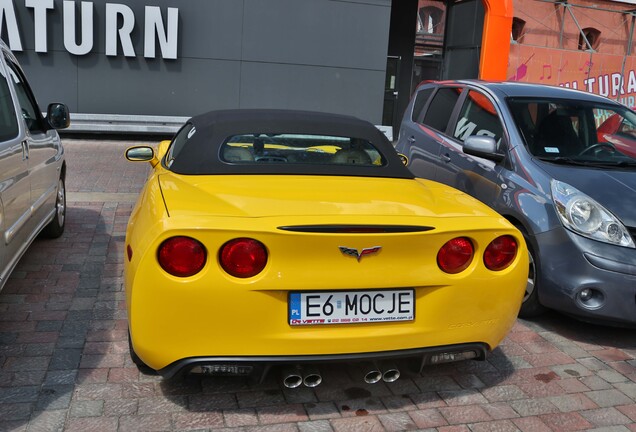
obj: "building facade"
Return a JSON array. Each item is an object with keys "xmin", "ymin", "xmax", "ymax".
[
  {"xmin": 508, "ymin": 0, "xmax": 636, "ymax": 109},
  {"xmin": 414, "ymin": 0, "xmax": 636, "ymax": 109},
  {"xmin": 11, "ymin": 0, "xmax": 629, "ymax": 134},
  {"xmin": 1, "ymin": 0, "xmax": 393, "ymax": 129}
]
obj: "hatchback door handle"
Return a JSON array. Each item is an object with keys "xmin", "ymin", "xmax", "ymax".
[
  {"xmin": 407, "ymin": 136, "xmax": 416, "ymax": 144},
  {"xmin": 441, "ymin": 153, "xmax": 451, "ymax": 163},
  {"xmin": 21, "ymin": 141, "xmax": 29, "ymax": 160}
]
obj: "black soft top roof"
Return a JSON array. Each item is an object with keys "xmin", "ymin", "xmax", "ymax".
[{"xmin": 166, "ymin": 109, "xmax": 414, "ymax": 179}]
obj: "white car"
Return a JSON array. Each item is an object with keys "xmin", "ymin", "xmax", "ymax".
[{"xmin": 0, "ymin": 40, "xmax": 70, "ymax": 291}]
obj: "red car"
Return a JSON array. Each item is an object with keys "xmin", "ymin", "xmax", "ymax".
[{"xmin": 597, "ymin": 113, "xmax": 636, "ymax": 158}]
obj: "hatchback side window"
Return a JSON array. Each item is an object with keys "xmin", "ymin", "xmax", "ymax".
[
  {"xmin": 454, "ymin": 90, "xmax": 503, "ymax": 145},
  {"xmin": 421, "ymin": 87, "xmax": 462, "ymax": 132},
  {"xmin": 0, "ymin": 67, "xmax": 18, "ymax": 141},
  {"xmin": 6, "ymin": 61, "xmax": 45, "ymax": 134},
  {"xmin": 411, "ymin": 88, "xmax": 434, "ymax": 122}
]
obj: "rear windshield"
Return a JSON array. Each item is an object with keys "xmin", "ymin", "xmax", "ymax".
[
  {"xmin": 162, "ymin": 110, "xmax": 414, "ymax": 178},
  {"xmin": 220, "ymin": 133, "xmax": 385, "ymax": 167}
]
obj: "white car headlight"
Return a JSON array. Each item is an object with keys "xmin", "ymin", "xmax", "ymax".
[{"xmin": 551, "ymin": 180, "xmax": 635, "ymax": 248}]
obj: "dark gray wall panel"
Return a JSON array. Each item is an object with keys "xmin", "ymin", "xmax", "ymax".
[
  {"xmin": 13, "ymin": 50, "xmax": 78, "ymax": 110},
  {"xmin": 175, "ymin": 0, "xmax": 244, "ymax": 60},
  {"xmin": 6, "ymin": 0, "xmax": 392, "ymax": 124},
  {"xmin": 75, "ymin": 57, "xmax": 240, "ymax": 116},
  {"xmin": 239, "ymin": 62, "xmax": 385, "ymax": 121},
  {"xmin": 332, "ymin": 0, "xmax": 390, "ymax": 5},
  {"xmin": 243, "ymin": 0, "xmax": 390, "ymax": 70}
]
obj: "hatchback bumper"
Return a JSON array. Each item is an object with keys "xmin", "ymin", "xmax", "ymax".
[{"xmin": 535, "ymin": 227, "xmax": 636, "ymax": 326}]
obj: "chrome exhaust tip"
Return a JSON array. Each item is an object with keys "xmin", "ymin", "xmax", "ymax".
[
  {"xmin": 302, "ymin": 368, "xmax": 322, "ymax": 387},
  {"xmin": 381, "ymin": 362, "xmax": 401, "ymax": 383},
  {"xmin": 282, "ymin": 366, "xmax": 303, "ymax": 389},
  {"xmin": 362, "ymin": 362, "xmax": 382, "ymax": 384}
]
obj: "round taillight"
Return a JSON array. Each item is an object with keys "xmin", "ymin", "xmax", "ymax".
[
  {"xmin": 437, "ymin": 237, "xmax": 474, "ymax": 274},
  {"xmin": 158, "ymin": 236, "xmax": 206, "ymax": 277},
  {"xmin": 219, "ymin": 238, "xmax": 268, "ymax": 278},
  {"xmin": 484, "ymin": 235, "xmax": 518, "ymax": 271}
]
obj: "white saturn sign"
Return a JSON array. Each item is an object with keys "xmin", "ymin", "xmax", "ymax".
[{"xmin": 0, "ymin": 0, "xmax": 179, "ymax": 59}]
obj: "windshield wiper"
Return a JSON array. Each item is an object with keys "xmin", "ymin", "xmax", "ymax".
[
  {"xmin": 584, "ymin": 160, "xmax": 636, "ymax": 168},
  {"xmin": 537, "ymin": 156, "xmax": 636, "ymax": 168},
  {"xmin": 536, "ymin": 156, "xmax": 594, "ymax": 166}
]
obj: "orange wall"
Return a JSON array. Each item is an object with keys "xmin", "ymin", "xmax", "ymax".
[
  {"xmin": 415, "ymin": 0, "xmax": 636, "ymax": 102},
  {"xmin": 513, "ymin": 0, "xmax": 634, "ymax": 55},
  {"xmin": 507, "ymin": 0, "xmax": 636, "ymax": 107}
]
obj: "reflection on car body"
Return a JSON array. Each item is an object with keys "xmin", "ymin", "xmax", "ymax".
[
  {"xmin": 123, "ymin": 109, "xmax": 527, "ymax": 384},
  {"xmin": 597, "ymin": 112, "xmax": 636, "ymax": 158},
  {"xmin": 396, "ymin": 79, "xmax": 636, "ymax": 327},
  {"xmin": 0, "ymin": 40, "xmax": 70, "ymax": 292}
]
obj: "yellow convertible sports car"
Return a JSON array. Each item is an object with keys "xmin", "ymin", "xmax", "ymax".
[{"xmin": 124, "ymin": 109, "xmax": 527, "ymax": 384}]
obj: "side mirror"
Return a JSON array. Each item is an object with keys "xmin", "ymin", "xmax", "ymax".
[
  {"xmin": 463, "ymin": 135, "xmax": 505, "ymax": 162},
  {"xmin": 46, "ymin": 103, "xmax": 70, "ymax": 129},
  {"xmin": 125, "ymin": 146, "xmax": 155, "ymax": 162}
]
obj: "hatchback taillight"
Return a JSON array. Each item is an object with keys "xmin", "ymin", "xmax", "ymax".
[
  {"xmin": 158, "ymin": 236, "xmax": 207, "ymax": 277},
  {"xmin": 484, "ymin": 235, "xmax": 518, "ymax": 271},
  {"xmin": 437, "ymin": 237, "xmax": 474, "ymax": 274},
  {"xmin": 219, "ymin": 238, "xmax": 268, "ymax": 278}
]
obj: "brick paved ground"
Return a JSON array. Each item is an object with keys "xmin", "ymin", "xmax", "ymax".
[{"xmin": 1, "ymin": 138, "xmax": 635, "ymax": 431}]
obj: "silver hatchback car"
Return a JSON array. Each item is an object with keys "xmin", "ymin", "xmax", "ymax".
[
  {"xmin": 396, "ymin": 80, "xmax": 636, "ymax": 327},
  {"xmin": 0, "ymin": 41, "xmax": 70, "ymax": 291}
]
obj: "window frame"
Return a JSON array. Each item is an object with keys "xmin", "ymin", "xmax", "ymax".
[
  {"xmin": 5, "ymin": 59, "xmax": 47, "ymax": 135},
  {"xmin": 0, "ymin": 58, "xmax": 19, "ymax": 142}
]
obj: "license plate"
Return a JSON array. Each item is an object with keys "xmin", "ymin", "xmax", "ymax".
[{"xmin": 288, "ymin": 289, "xmax": 414, "ymax": 326}]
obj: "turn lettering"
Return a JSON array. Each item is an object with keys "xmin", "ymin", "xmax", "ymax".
[{"xmin": 0, "ymin": 0, "xmax": 179, "ymax": 59}]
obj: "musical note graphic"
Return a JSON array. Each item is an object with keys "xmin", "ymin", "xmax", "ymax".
[
  {"xmin": 558, "ymin": 60, "xmax": 568, "ymax": 72},
  {"xmin": 539, "ymin": 64, "xmax": 552, "ymax": 80}
]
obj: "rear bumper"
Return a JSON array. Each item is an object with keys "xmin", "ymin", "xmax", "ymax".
[{"xmin": 158, "ymin": 342, "xmax": 489, "ymax": 379}]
